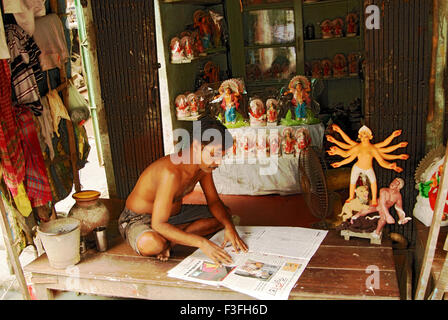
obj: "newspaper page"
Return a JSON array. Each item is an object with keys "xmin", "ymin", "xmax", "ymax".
[{"xmin": 167, "ymin": 226, "xmax": 327, "ymax": 299}]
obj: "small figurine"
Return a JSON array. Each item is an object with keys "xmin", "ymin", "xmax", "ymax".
[
  {"xmin": 181, "ymin": 35, "xmax": 194, "ymax": 61},
  {"xmin": 305, "ymin": 23, "xmax": 315, "ymax": 40},
  {"xmin": 283, "ymin": 75, "xmax": 311, "ymax": 121},
  {"xmin": 215, "ymin": 79, "xmax": 242, "ymax": 124},
  {"xmin": 294, "ymin": 127, "xmax": 311, "ymax": 154},
  {"xmin": 186, "ymin": 93, "xmax": 199, "ymax": 116},
  {"xmin": 203, "ymin": 61, "xmax": 220, "ymax": 84},
  {"xmin": 209, "ymin": 10, "xmax": 224, "ymax": 48},
  {"xmin": 348, "ymin": 53, "xmax": 359, "ymax": 77},
  {"xmin": 351, "ymin": 178, "xmax": 412, "ymax": 238},
  {"xmin": 266, "ymin": 98, "xmax": 279, "ymax": 126},
  {"xmin": 256, "ymin": 132, "xmax": 268, "ymax": 158},
  {"xmin": 246, "ymin": 130, "xmax": 257, "ymax": 158},
  {"xmin": 332, "ymin": 18, "xmax": 344, "ymax": 38},
  {"xmin": 268, "ymin": 132, "xmax": 280, "ymax": 157},
  {"xmin": 282, "ymin": 127, "xmax": 295, "ymax": 156},
  {"xmin": 170, "ymin": 37, "xmax": 185, "ymax": 63},
  {"xmin": 194, "ymin": 10, "xmax": 213, "ymax": 50},
  {"xmin": 175, "ymin": 94, "xmax": 190, "ymax": 119},
  {"xmin": 339, "ymin": 185, "xmax": 370, "ymax": 222},
  {"xmin": 320, "ymin": 19, "xmax": 333, "ymax": 39},
  {"xmin": 346, "ymin": 13, "xmax": 359, "ymax": 37},
  {"xmin": 321, "ymin": 59, "xmax": 332, "ymax": 78},
  {"xmin": 326, "ymin": 124, "xmax": 409, "ymax": 206},
  {"xmin": 248, "ymin": 98, "xmax": 266, "ymax": 127},
  {"xmin": 191, "ymin": 30, "xmax": 205, "ymax": 56},
  {"xmin": 332, "ymin": 54, "xmax": 348, "ymax": 78},
  {"xmin": 312, "ymin": 60, "xmax": 323, "ymax": 78}
]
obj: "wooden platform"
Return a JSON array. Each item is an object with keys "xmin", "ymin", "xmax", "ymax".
[{"xmin": 24, "ymin": 198, "xmax": 400, "ymax": 300}]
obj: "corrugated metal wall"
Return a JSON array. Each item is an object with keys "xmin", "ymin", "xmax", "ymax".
[
  {"xmin": 91, "ymin": 0, "xmax": 164, "ymax": 199},
  {"xmin": 364, "ymin": 0, "xmax": 433, "ymax": 245}
]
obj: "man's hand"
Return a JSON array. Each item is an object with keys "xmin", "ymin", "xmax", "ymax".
[
  {"xmin": 221, "ymin": 226, "xmax": 248, "ymax": 254},
  {"xmin": 200, "ymin": 239, "xmax": 233, "ymax": 266}
]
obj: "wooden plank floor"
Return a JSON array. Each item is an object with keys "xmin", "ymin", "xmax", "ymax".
[{"xmin": 24, "ymin": 195, "xmax": 400, "ymax": 300}]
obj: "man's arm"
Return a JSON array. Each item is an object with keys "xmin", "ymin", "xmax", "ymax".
[
  {"xmin": 200, "ymin": 172, "xmax": 248, "ymax": 253},
  {"xmin": 151, "ymin": 170, "xmax": 233, "ymax": 265}
]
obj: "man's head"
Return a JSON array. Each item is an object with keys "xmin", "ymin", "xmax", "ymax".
[
  {"xmin": 390, "ymin": 178, "xmax": 404, "ymax": 190},
  {"xmin": 192, "ymin": 115, "xmax": 233, "ymax": 172}
]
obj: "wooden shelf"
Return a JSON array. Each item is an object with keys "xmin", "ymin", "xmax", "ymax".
[
  {"xmin": 304, "ymin": 35, "xmax": 360, "ymax": 43},
  {"xmin": 303, "ymin": 0, "xmax": 358, "ymax": 8},
  {"xmin": 161, "ymin": 0, "xmax": 222, "ymax": 5},
  {"xmin": 170, "ymin": 47, "xmax": 227, "ymax": 65}
]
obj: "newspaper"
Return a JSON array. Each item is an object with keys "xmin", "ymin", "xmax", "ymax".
[{"xmin": 167, "ymin": 226, "xmax": 327, "ymax": 300}]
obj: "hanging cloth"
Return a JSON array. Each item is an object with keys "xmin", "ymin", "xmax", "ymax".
[
  {"xmin": 33, "ymin": 13, "xmax": 69, "ymax": 71},
  {"xmin": 0, "ymin": 12, "xmax": 10, "ymax": 59},
  {"xmin": 5, "ymin": 23, "xmax": 43, "ymax": 104},
  {"xmin": 15, "ymin": 105, "xmax": 53, "ymax": 208},
  {"xmin": 36, "ymin": 96, "xmax": 55, "ymax": 160},
  {"xmin": 46, "ymin": 89, "xmax": 70, "ymax": 137},
  {"xmin": 2, "ymin": 0, "xmax": 46, "ymax": 36},
  {"xmin": 0, "ymin": 60, "xmax": 26, "ymax": 196}
]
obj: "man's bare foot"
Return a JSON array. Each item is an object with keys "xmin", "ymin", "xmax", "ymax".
[{"xmin": 156, "ymin": 247, "xmax": 171, "ymax": 262}]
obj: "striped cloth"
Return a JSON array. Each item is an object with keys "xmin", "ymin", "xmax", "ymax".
[
  {"xmin": 5, "ymin": 24, "xmax": 43, "ymax": 105},
  {"xmin": 0, "ymin": 59, "xmax": 26, "ymax": 197},
  {"xmin": 14, "ymin": 105, "xmax": 52, "ymax": 207}
]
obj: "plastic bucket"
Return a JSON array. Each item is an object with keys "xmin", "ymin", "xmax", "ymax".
[{"xmin": 37, "ymin": 218, "xmax": 81, "ymax": 269}]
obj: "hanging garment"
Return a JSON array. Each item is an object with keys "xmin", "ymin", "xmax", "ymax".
[
  {"xmin": 2, "ymin": 0, "xmax": 46, "ymax": 36},
  {"xmin": 68, "ymin": 81, "xmax": 90, "ymax": 125},
  {"xmin": 5, "ymin": 24, "xmax": 43, "ymax": 104},
  {"xmin": 15, "ymin": 105, "xmax": 53, "ymax": 208},
  {"xmin": 33, "ymin": 13, "xmax": 69, "ymax": 71},
  {"xmin": 0, "ymin": 13, "xmax": 10, "ymax": 59},
  {"xmin": 36, "ymin": 96, "xmax": 55, "ymax": 160},
  {"xmin": 46, "ymin": 89, "xmax": 70, "ymax": 137},
  {"xmin": 0, "ymin": 60, "xmax": 26, "ymax": 197}
]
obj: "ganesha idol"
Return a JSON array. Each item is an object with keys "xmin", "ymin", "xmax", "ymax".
[
  {"xmin": 186, "ymin": 93, "xmax": 199, "ymax": 116},
  {"xmin": 249, "ymin": 98, "xmax": 267, "ymax": 127},
  {"xmin": 294, "ymin": 127, "xmax": 312, "ymax": 155},
  {"xmin": 282, "ymin": 127, "xmax": 296, "ymax": 157},
  {"xmin": 175, "ymin": 94, "xmax": 190, "ymax": 119}
]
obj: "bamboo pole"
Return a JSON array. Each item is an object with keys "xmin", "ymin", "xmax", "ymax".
[
  {"xmin": 0, "ymin": 195, "xmax": 31, "ymax": 300},
  {"xmin": 415, "ymin": 144, "xmax": 448, "ymax": 299}
]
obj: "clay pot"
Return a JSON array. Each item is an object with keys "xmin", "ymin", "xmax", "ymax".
[{"xmin": 68, "ymin": 190, "xmax": 110, "ymax": 237}]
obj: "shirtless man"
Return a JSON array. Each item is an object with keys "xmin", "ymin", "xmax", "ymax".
[
  {"xmin": 351, "ymin": 178, "xmax": 412, "ymax": 237},
  {"xmin": 326, "ymin": 125, "xmax": 409, "ymax": 206},
  {"xmin": 118, "ymin": 116, "xmax": 248, "ymax": 265}
]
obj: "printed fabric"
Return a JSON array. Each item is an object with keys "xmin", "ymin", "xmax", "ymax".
[
  {"xmin": 0, "ymin": 59, "xmax": 26, "ymax": 197},
  {"xmin": 5, "ymin": 23, "xmax": 43, "ymax": 104},
  {"xmin": 15, "ymin": 105, "xmax": 53, "ymax": 207}
]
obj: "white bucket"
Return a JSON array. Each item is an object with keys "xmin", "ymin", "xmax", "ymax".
[{"xmin": 37, "ymin": 218, "xmax": 81, "ymax": 269}]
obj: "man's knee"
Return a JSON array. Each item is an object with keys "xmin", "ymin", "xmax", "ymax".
[{"xmin": 136, "ymin": 231, "xmax": 166, "ymax": 256}]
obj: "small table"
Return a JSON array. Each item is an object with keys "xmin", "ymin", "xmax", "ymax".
[{"xmin": 24, "ymin": 220, "xmax": 400, "ymax": 300}]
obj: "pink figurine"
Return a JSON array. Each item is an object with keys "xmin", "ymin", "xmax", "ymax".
[
  {"xmin": 186, "ymin": 93, "xmax": 199, "ymax": 116},
  {"xmin": 175, "ymin": 94, "xmax": 190, "ymax": 119},
  {"xmin": 181, "ymin": 36, "xmax": 194, "ymax": 60},
  {"xmin": 321, "ymin": 59, "xmax": 332, "ymax": 78},
  {"xmin": 269, "ymin": 132, "xmax": 280, "ymax": 156},
  {"xmin": 282, "ymin": 127, "xmax": 295, "ymax": 156},
  {"xmin": 332, "ymin": 54, "xmax": 348, "ymax": 78},
  {"xmin": 256, "ymin": 132, "xmax": 268, "ymax": 158},
  {"xmin": 320, "ymin": 19, "xmax": 333, "ymax": 39},
  {"xmin": 346, "ymin": 13, "xmax": 359, "ymax": 37},
  {"xmin": 294, "ymin": 128, "xmax": 312, "ymax": 155},
  {"xmin": 249, "ymin": 98, "xmax": 267, "ymax": 127},
  {"xmin": 170, "ymin": 37, "xmax": 185, "ymax": 63},
  {"xmin": 266, "ymin": 98, "xmax": 279, "ymax": 126},
  {"xmin": 332, "ymin": 18, "xmax": 344, "ymax": 38},
  {"xmin": 348, "ymin": 53, "xmax": 359, "ymax": 76}
]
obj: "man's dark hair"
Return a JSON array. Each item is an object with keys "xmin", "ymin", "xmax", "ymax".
[{"xmin": 194, "ymin": 115, "xmax": 234, "ymax": 151}]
